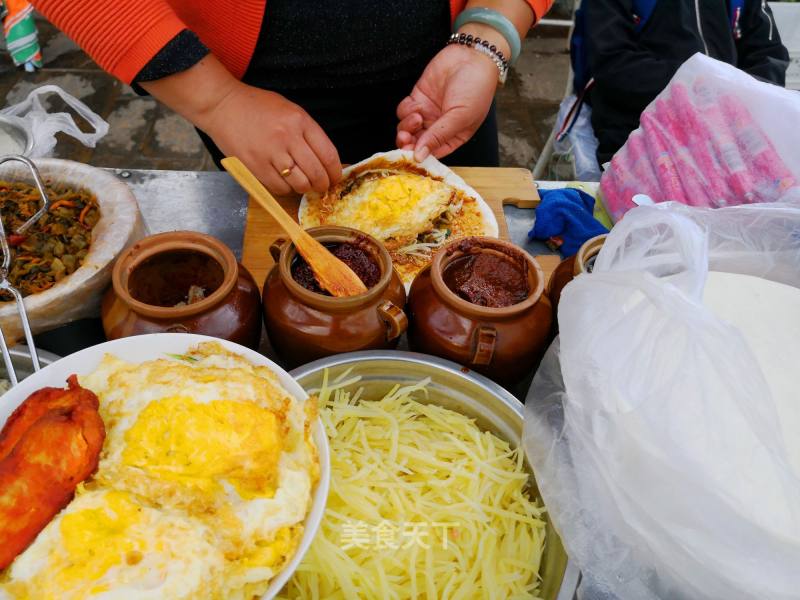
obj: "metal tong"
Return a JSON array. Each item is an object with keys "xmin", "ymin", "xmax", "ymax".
[{"xmin": 0, "ymin": 154, "xmax": 51, "ymax": 385}]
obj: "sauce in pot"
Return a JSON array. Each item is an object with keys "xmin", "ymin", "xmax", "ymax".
[
  {"xmin": 127, "ymin": 250, "xmax": 224, "ymax": 307},
  {"xmin": 292, "ymin": 242, "xmax": 381, "ymax": 294},
  {"xmin": 443, "ymin": 251, "xmax": 529, "ymax": 308}
]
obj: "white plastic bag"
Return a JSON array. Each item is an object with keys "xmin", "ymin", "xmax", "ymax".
[
  {"xmin": 554, "ymin": 94, "xmax": 601, "ymax": 182},
  {"xmin": 600, "ymin": 54, "xmax": 800, "ymax": 220},
  {"xmin": 524, "ymin": 201, "xmax": 800, "ymax": 599},
  {"xmin": 0, "ymin": 85, "xmax": 109, "ymax": 157}
]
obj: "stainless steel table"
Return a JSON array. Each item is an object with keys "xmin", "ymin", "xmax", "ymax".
[
  {"xmin": 36, "ymin": 169, "xmax": 598, "ymax": 362},
  {"xmin": 110, "ymin": 168, "xmax": 599, "ymax": 259},
  {"xmin": 110, "ymin": 169, "xmax": 250, "ymax": 259},
  {"xmin": 107, "ymin": 168, "xmax": 596, "ymax": 397},
  {"xmin": 105, "ymin": 168, "xmax": 585, "ymax": 598}
]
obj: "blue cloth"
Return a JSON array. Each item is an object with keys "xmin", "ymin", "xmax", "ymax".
[{"xmin": 529, "ymin": 188, "xmax": 609, "ymax": 256}]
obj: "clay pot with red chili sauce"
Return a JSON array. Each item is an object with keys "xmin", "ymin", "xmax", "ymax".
[
  {"xmin": 102, "ymin": 231, "xmax": 262, "ymax": 349},
  {"xmin": 407, "ymin": 236, "xmax": 553, "ymax": 385},
  {"xmin": 262, "ymin": 226, "xmax": 407, "ymax": 367}
]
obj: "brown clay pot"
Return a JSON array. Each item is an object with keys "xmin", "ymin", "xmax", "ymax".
[
  {"xmin": 407, "ymin": 236, "xmax": 553, "ymax": 385},
  {"xmin": 547, "ymin": 234, "xmax": 607, "ymax": 324},
  {"xmin": 547, "ymin": 255, "xmax": 578, "ymax": 312},
  {"xmin": 102, "ymin": 231, "xmax": 262, "ymax": 349},
  {"xmin": 262, "ymin": 226, "xmax": 408, "ymax": 368}
]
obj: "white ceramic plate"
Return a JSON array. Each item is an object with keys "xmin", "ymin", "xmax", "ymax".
[
  {"xmin": 0, "ymin": 333, "xmax": 330, "ymax": 599},
  {"xmin": 298, "ymin": 149, "xmax": 500, "ymax": 289},
  {"xmin": 298, "ymin": 149, "xmax": 499, "ymax": 236}
]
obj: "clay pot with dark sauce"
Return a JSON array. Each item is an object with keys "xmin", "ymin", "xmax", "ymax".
[
  {"xmin": 547, "ymin": 234, "xmax": 607, "ymax": 329},
  {"xmin": 262, "ymin": 226, "xmax": 408, "ymax": 368},
  {"xmin": 102, "ymin": 231, "xmax": 262, "ymax": 349},
  {"xmin": 407, "ymin": 236, "xmax": 553, "ymax": 385}
]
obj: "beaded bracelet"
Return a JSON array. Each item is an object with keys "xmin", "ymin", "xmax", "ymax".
[
  {"xmin": 447, "ymin": 32, "xmax": 509, "ymax": 85},
  {"xmin": 453, "ymin": 7, "xmax": 522, "ymax": 64}
]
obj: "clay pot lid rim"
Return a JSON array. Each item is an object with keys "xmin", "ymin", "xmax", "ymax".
[
  {"xmin": 277, "ymin": 225, "xmax": 394, "ymax": 310},
  {"xmin": 574, "ymin": 234, "xmax": 608, "ymax": 277},
  {"xmin": 430, "ymin": 236, "xmax": 545, "ymax": 318},
  {"xmin": 112, "ymin": 231, "xmax": 238, "ymax": 319}
]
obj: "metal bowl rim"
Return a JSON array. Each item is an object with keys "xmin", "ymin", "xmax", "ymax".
[
  {"xmin": 290, "ymin": 350, "xmax": 578, "ymax": 600},
  {"xmin": 7, "ymin": 345, "xmax": 60, "ymax": 365},
  {"xmin": 0, "ymin": 346, "xmax": 61, "ymax": 382},
  {"xmin": 290, "ymin": 349, "xmax": 523, "ymax": 417}
]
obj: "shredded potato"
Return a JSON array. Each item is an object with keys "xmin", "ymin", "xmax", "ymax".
[
  {"xmin": 396, "ymin": 228, "xmax": 451, "ymax": 259},
  {"xmin": 395, "ymin": 201, "xmax": 467, "ymax": 259},
  {"xmin": 279, "ymin": 370, "xmax": 547, "ymax": 600}
]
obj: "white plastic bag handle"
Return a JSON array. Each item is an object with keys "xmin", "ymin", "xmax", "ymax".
[
  {"xmin": 594, "ymin": 205, "xmax": 709, "ymax": 300},
  {"xmin": 0, "ymin": 85, "xmax": 109, "ymax": 157}
]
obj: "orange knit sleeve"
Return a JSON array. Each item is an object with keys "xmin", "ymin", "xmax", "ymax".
[
  {"xmin": 529, "ymin": 0, "xmax": 553, "ymax": 22},
  {"xmin": 31, "ymin": 0, "xmax": 186, "ymax": 83}
]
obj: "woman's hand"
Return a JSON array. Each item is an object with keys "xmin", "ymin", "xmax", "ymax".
[
  {"xmin": 396, "ymin": 43, "xmax": 498, "ymax": 161},
  {"xmin": 142, "ymin": 55, "xmax": 341, "ymax": 196},
  {"xmin": 397, "ymin": 0, "xmax": 536, "ymax": 162},
  {"xmin": 202, "ymin": 83, "xmax": 341, "ymax": 196}
]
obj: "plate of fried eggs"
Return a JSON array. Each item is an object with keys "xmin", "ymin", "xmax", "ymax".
[{"xmin": 0, "ymin": 333, "xmax": 329, "ymax": 600}]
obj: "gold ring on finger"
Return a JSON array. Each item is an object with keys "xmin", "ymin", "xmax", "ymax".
[{"xmin": 280, "ymin": 164, "xmax": 294, "ymax": 177}]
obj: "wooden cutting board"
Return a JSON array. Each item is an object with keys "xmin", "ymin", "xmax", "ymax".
[{"xmin": 241, "ymin": 166, "xmax": 560, "ymax": 288}]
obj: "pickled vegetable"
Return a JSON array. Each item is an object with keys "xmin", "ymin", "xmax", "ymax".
[{"xmin": 0, "ymin": 181, "xmax": 100, "ymax": 298}]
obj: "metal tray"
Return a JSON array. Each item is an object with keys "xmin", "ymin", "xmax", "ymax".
[
  {"xmin": 0, "ymin": 345, "xmax": 60, "ymax": 388},
  {"xmin": 291, "ymin": 350, "xmax": 578, "ymax": 600}
]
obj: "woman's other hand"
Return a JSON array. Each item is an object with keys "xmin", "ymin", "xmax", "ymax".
[
  {"xmin": 395, "ymin": 42, "xmax": 498, "ymax": 161},
  {"xmin": 397, "ymin": 1, "xmax": 535, "ymax": 162},
  {"xmin": 142, "ymin": 55, "xmax": 341, "ymax": 196}
]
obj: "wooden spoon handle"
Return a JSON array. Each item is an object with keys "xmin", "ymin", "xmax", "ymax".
[
  {"xmin": 222, "ymin": 156, "xmax": 368, "ymax": 297},
  {"xmin": 221, "ymin": 157, "xmax": 305, "ymax": 242}
]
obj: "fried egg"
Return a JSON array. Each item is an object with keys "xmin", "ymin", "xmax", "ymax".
[
  {"xmin": 0, "ymin": 489, "xmax": 226, "ymax": 600},
  {"xmin": 81, "ymin": 343, "xmax": 318, "ymax": 564},
  {"xmin": 0, "ymin": 342, "xmax": 319, "ymax": 600},
  {"xmin": 304, "ymin": 171, "xmax": 454, "ymax": 243},
  {"xmin": 300, "ymin": 151, "xmax": 499, "ymax": 286}
]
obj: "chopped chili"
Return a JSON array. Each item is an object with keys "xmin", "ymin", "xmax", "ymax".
[
  {"xmin": 49, "ymin": 199, "xmax": 77, "ymax": 211},
  {"xmin": 78, "ymin": 204, "xmax": 91, "ymax": 227},
  {"xmin": 7, "ymin": 234, "xmax": 26, "ymax": 247}
]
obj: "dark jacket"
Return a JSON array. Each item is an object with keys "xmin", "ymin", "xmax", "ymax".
[{"xmin": 586, "ymin": 0, "xmax": 790, "ymax": 164}]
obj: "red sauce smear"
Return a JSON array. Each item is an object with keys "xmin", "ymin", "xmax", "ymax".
[
  {"xmin": 443, "ymin": 252, "xmax": 529, "ymax": 308},
  {"xmin": 292, "ymin": 242, "xmax": 381, "ymax": 295}
]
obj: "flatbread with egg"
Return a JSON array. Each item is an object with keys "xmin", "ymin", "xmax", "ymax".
[{"xmin": 298, "ymin": 150, "xmax": 499, "ymax": 286}]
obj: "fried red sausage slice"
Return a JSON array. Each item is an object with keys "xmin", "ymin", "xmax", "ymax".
[
  {"xmin": 0, "ymin": 375, "xmax": 105, "ymax": 569},
  {"xmin": 0, "ymin": 375, "xmax": 99, "ymax": 461}
]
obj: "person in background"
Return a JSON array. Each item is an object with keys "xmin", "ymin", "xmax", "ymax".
[
  {"xmin": 586, "ymin": 0, "xmax": 789, "ymax": 165},
  {"xmin": 30, "ymin": 0, "xmax": 552, "ymax": 195}
]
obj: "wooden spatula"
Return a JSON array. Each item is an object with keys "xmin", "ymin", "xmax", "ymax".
[{"xmin": 222, "ymin": 157, "xmax": 368, "ymax": 297}]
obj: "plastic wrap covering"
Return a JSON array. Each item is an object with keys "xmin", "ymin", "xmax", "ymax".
[
  {"xmin": 524, "ymin": 201, "xmax": 800, "ymax": 600},
  {"xmin": 600, "ymin": 54, "xmax": 800, "ymax": 221}
]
